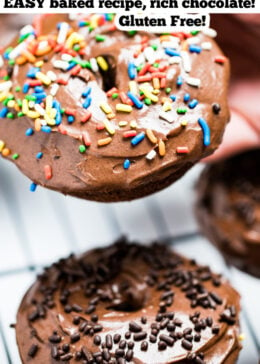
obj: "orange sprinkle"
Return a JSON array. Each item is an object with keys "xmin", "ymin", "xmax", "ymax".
[
  {"xmin": 158, "ymin": 139, "xmax": 166, "ymax": 157},
  {"xmin": 22, "ymin": 50, "xmax": 36, "ymax": 63},
  {"xmin": 2, "ymin": 148, "xmax": 11, "ymax": 157},
  {"xmin": 146, "ymin": 129, "xmax": 158, "ymax": 144},
  {"xmin": 35, "ymin": 45, "xmax": 52, "ymax": 57},
  {"xmin": 34, "ymin": 119, "xmax": 42, "ymax": 131},
  {"xmin": 97, "ymin": 137, "xmax": 112, "ymax": 147},
  {"xmin": 16, "ymin": 56, "xmax": 27, "ymax": 65},
  {"xmin": 44, "ymin": 165, "xmax": 52, "ymax": 180},
  {"xmin": 153, "ymin": 77, "xmax": 160, "ymax": 90}
]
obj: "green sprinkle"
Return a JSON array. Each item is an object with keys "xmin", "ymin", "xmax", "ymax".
[
  {"xmin": 61, "ymin": 108, "xmax": 65, "ymax": 115},
  {"xmin": 3, "ymin": 96, "xmax": 14, "ymax": 106},
  {"xmin": 3, "ymin": 76, "xmax": 10, "ymax": 81},
  {"xmin": 15, "ymin": 86, "xmax": 21, "ymax": 92},
  {"xmin": 165, "ymin": 87, "xmax": 171, "ymax": 94},
  {"xmin": 144, "ymin": 98, "xmax": 152, "ymax": 105},
  {"xmin": 79, "ymin": 145, "xmax": 86, "ymax": 153},
  {"xmin": 8, "ymin": 59, "xmax": 15, "ymax": 66},
  {"xmin": 73, "ymin": 44, "xmax": 80, "ymax": 51},
  {"xmin": 139, "ymin": 91, "xmax": 144, "ymax": 96},
  {"xmin": 95, "ymin": 35, "xmax": 106, "ymax": 42},
  {"xmin": 107, "ymin": 14, "xmax": 114, "ymax": 21},
  {"xmin": 18, "ymin": 33, "xmax": 31, "ymax": 43},
  {"xmin": 137, "ymin": 65, "xmax": 143, "ymax": 72},
  {"xmin": 191, "ymin": 30, "xmax": 199, "ymax": 35},
  {"xmin": 12, "ymin": 153, "xmax": 19, "ymax": 160},
  {"xmin": 17, "ymin": 112, "xmax": 24, "ymax": 117},
  {"xmin": 25, "ymin": 95, "xmax": 36, "ymax": 101},
  {"xmin": 177, "ymin": 108, "xmax": 187, "ymax": 114},
  {"xmin": 151, "ymin": 44, "xmax": 158, "ymax": 51},
  {"xmin": 153, "ymin": 63, "xmax": 159, "ymax": 68},
  {"xmin": 88, "ymin": 26, "xmax": 94, "ymax": 32},
  {"xmin": 112, "ymin": 93, "xmax": 118, "ymax": 99},
  {"xmin": 7, "ymin": 112, "xmax": 14, "ymax": 119},
  {"xmin": 81, "ymin": 61, "xmax": 90, "ymax": 68},
  {"xmin": 128, "ymin": 30, "xmax": 137, "ymax": 36},
  {"xmin": 17, "ymin": 99, "xmax": 23, "ymax": 108},
  {"xmin": 5, "ymin": 47, "xmax": 13, "ymax": 55}
]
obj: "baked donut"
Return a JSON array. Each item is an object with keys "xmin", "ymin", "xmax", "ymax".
[
  {"xmin": 0, "ymin": 14, "xmax": 230, "ymax": 202},
  {"xmin": 16, "ymin": 238, "xmax": 241, "ymax": 363},
  {"xmin": 196, "ymin": 149, "xmax": 260, "ymax": 278}
]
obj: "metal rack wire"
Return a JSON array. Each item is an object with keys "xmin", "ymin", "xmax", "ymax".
[{"xmin": 0, "ymin": 158, "xmax": 259, "ymax": 364}]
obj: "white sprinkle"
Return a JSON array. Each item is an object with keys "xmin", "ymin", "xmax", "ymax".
[
  {"xmin": 57, "ymin": 22, "xmax": 69, "ymax": 44},
  {"xmin": 0, "ymin": 55, "xmax": 3, "ymax": 68},
  {"xmin": 146, "ymin": 149, "xmax": 157, "ymax": 161},
  {"xmin": 8, "ymin": 35, "xmax": 35, "ymax": 59},
  {"xmin": 90, "ymin": 58, "xmax": 98, "ymax": 72},
  {"xmin": 181, "ymin": 51, "xmax": 191, "ymax": 73},
  {"xmin": 38, "ymin": 40, "xmax": 49, "ymax": 51},
  {"xmin": 186, "ymin": 77, "xmax": 201, "ymax": 88},
  {"xmin": 47, "ymin": 71, "xmax": 57, "ymax": 82},
  {"xmin": 28, "ymin": 101, "xmax": 35, "ymax": 108},
  {"xmin": 161, "ymin": 41, "xmax": 179, "ymax": 49},
  {"xmin": 20, "ymin": 24, "xmax": 34, "ymax": 35},
  {"xmin": 202, "ymin": 28, "xmax": 217, "ymax": 38},
  {"xmin": 61, "ymin": 53, "xmax": 72, "ymax": 62},
  {"xmin": 50, "ymin": 83, "xmax": 59, "ymax": 97},
  {"xmin": 40, "ymin": 118, "xmax": 47, "ymax": 126},
  {"xmin": 69, "ymin": 14, "xmax": 78, "ymax": 20},
  {"xmin": 34, "ymin": 104, "xmax": 46, "ymax": 116},
  {"xmin": 169, "ymin": 56, "xmax": 181, "ymax": 65},
  {"xmin": 0, "ymin": 81, "xmax": 12, "ymax": 92},
  {"xmin": 53, "ymin": 60, "xmax": 69, "ymax": 71},
  {"xmin": 187, "ymin": 36, "xmax": 201, "ymax": 45},
  {"xmin": 144, "ymin": 47, "xmax": 156, "ymax": 63},
  {"xmin": 201, "ymin": 42, "xmax": 212, "ymax": 50},
  {"xmin": 159, "ymin": 111, "xmax": 175, "ymax": 123},
  {"xmin": 133, "ymin": 53, "xmax": 145, "ymax": 67}
]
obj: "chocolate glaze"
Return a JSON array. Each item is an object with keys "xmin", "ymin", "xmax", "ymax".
[
  {"xmin": 16, "ymin": 239, "xmax": 241, "ymax": 363},
  {"xmin": 196, "ymin": 149, "xmax": 260, "ymax": 278},
  {"xmin": 0, "ymin": 14, "xmax": 230, "ymax": 202}
]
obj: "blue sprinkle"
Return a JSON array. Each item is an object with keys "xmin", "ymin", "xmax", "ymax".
[
  {"xmin": 128, "ymin": 63, "xmax": 136, "ymax": 80},
  {"xmin": 36, "ymin": 152, "xmax": 43, "ymax": 159},
  {"xmin": 23, "ymin": 83, "xmax": 30, "ymax": 93},
  {"xmin": 189, "ymin": 45, "xmax": 202, "ymax": 54},
  {"xmin": 34, "ymin": 86, "xmax": 44, "ymax": 93},
  {"xmin": 67, "ymin": 115, "xmax": 75, "ymax": 123},
  {"xmin": 127, "ymin": 91, "xmax": 143, "ymax": 109},
  {"xmin": 30, "ymin": 182, "xmax": 37, "ymax": 192},
  {"xmin": 198, "ymin": 118, "xmax": 210, "ymax": 146},
  {"xmin": 26, "ymin": 67, "xmax": 40, "ymax": 78},
  {"xmin": 188, "ymin": 99, "xmax": 199, "ymax": 109},
  {"xmin": 183, "ymin": 93, "xmax": 190, "ymax": 102},
  {"xmin": 3, "ymin": 52, "xmax": 10, "ymax": 60},
  {"xmin": 176, "ymin": 76, "xmax": 183, "ymax": 87},
  {"xmin": 82, "ymin": 87, "xmax": 91, "ymax": 98},
  {"xmin": 55, "ymin": 112, "xmax": 62, "ymax": 125},
  {"xmin": 66, "ymin": 61, "xmax": 77, "ymax": 71},
  {"xmin": 32, "ymin": 92, "xmax": 46, "ymax": 101},
  {"xmin": 25, "ymin": 128, "xmax": 34, "ymax": 136},
  {"xmin": 131, "ymin": 132, "xmax": 145, "ymax": 146},
  {"xmin": 83, "ymin": 96, "xmax": 92, "ymax": 109},
  {"xmin": 41, "ymin": 125, "xmax": 52, "ymax": 133},
  {"xmin": 165, "ymin": 48, "xmax": 181, "ymax": 57},
  {"xmin": 123, "ymin": 159, "xmax": 131, "ymax": 170},
  {"xmin": 78, "ymin": 20, "xmax": 87, "ymax": 27},
  {"xmin": 169, "ymin": 94, "xmax": 176, "ymax": 102},
  {"xmin": 0, "ymin": 107, "xmax": 9, "ymax": 118}
]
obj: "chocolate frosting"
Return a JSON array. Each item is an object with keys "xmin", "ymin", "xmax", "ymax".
[
  {"xmin": 196, "ymin": 149, "xmax": 260, "ymax": 278},
  {"xmin": 16, "ymin": 239, "xmax": 241, "ymax": 363},
  {"xmin": 0, "ymin": 14, "xmax": 230, "ymax": 201}
]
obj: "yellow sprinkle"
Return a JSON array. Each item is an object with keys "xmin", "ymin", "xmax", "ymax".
[
  {"xmin": 153, "ymin": 89, "xmax": 160, "ymax": 95},
  {"xmin": 0, "ymin": 92, "xmax": 8, "ymax": 102},
  {"xmin": 103, "ymin": 118, "xmax": 115, "ymax": 135},
  {"xmin": 90, "ymin": 14, "xmax": 99, "ymax": 28},
  {"xmin": 119, "ymin": 121, "xmax": 128, "ymax": 127},
  {"xmin": 182, "ymin": 40, "xmax": 188, "ymax": 51},
  {"xmin": 107, "ymin": 113, "xmax": 115, "ymax": 120},
  {"xmin": 163, "ymin": 101, "xmax": 172, "ymax": 112},
  {"xmin": 153, "ymin": 77, "xmax": 160, "ymax": 90},
  {"xmin": 158, "ymin": 139, "xmax": 166, "ymax": 157},
  {"xmin": 181, "ymin": 120, "xmax": 188, "ymax": 127},
  {"xmin": 65, "ymin": 32, "xmax": 84, "ymax": 48},
  {"xmin": 239, "ymin": 334, "xmax": 245, "ymax": 341},
  {"xmin": 129, "ymin": 81, "xmax": 138, "ymax": 95},
  {"xmin": 44, "ymin": 113, "xmax": 55, "ymax": 126},
  {"xmin": 100, "ymin": 102, "xmax": 113, "ymax": 115},
  {"xmin": 139, "ymin": 86, "xmax": 158, "ymax": 103},
  {"xmin": 98, "ymin": 137, "xmax": 112, "ymax": 147},
  {"xmin": 27, "ymin": 111, "xmax": 40, "ymax": 119},
  {"xmin": 34, "ymin": 60, "xmax": 44, "ymax": 68},
  {"xmin": 35, "ymin": 118, "xmax": 42, "ymax": 131},
  {"xmin": 116, "ymin": 104, "xmax": 133, "ymax": 113},
  {"xmin": 96, "ymin": 56, "xmax": 109, "ymax": 71},
  {"xmin": 130, "ymin": 120, "xmax": 137, "ymax": 129},
  {"xmin": 0, "ymin": 140, "xmax": 5, "ymax": 152},
  {"xmin": 146, "ymin": 129, "xmax": 158, "ymax": 144},
  {"xmin": 2, "ymin": 147, "xmax": 11, "ymax": 157},
  {"xmin": 161, "ymin": 97, "xmax": 172, "ymax": 104},
  {"xmin": 49, "ymin": 108, "xmax": 57, "ymax": 119},
  {"xmin": 46, "ymin": 95, "xmax": 53, "ymax": 114},
  {"xmin": 36, "ymin": 72, "xmax": 51, "ymax": 86},
  {"xmin": 22, "ymin": 99, "xmax": 29, "ymax": 115},
  {"xmin": 7, "ymin": 100, "xmax": 15, "ymax": 108}
]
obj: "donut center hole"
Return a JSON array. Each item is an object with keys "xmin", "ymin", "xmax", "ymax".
[{"xmin": 99, "ymin": 54, "xmax": 117, "ymax": 92}]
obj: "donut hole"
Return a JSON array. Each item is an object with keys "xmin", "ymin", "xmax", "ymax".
[{"xmin": 99, "ymin": 54, "xmax": 117, "ymax": 92}]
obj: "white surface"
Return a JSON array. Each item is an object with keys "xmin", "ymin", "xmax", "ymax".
[{"xmin": 0, "ymin": 157, "xmax": 259, "ymax": 363}]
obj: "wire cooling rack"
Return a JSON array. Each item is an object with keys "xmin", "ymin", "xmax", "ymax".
[{"xmin": 0, "ymin": 158, "xmax": 259, "ymax": 364}]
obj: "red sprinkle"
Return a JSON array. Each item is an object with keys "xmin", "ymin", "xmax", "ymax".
[
  {"xmin": 176, "ymin": 146, "xmax": 189, "ymax": 154},
  {"xmin": 54, "ymin": 44, "xmax": 64, "ymax": 53},
  {"xmin": 138, "ymin": 63, "xmax": 150, "ymax": 76},
  {"xmin": 152, "ymin": 72, "xmax": 166, "ymax": 79},
  {"xmin": 81, "ymin": 110, "xmax": 92, "ymax": 123},
  {"xmin": 96, "ymin": 123, "xmax": 105, "ymax": 131},
  {"xmin": 62, "ymin": 48, "xmax": 78, "ymax": 57},
  {"xmin": 65, "ymin": 108, "xmax": 76, "ymax": 116},
  {"xmin": 44, "ymin": 165, "xmax": 52, "ymax": 180},
  {"xmin": 137, "ymin": 75, "xmax": 152, "ymax": 83},
  {"xmin": 57, "ymin": 78, "xmax": 68, "ymax": 85},
  {"xmin": 149, "ymin": 66, "xmax": 160, "ymax": 73},
  {"xmin": 123, "ymin": 130, "xmax": 137, "ymax": 138},
  {"xmin": 58, "ymin": 125, "xmax": 67, "ymax": 134},
  {"xmin": 82, "ymin": 131, "xmax": 91, "ymax": 146},
  {"xmin": 71, "ymin": 64, "xmax": 81, "ymax": 76},
  {"xmin": 47, "ymin": 38, "xmax": 56, "ymax": 48},
  {"xmin": 106, "ymin": 87, "xmax": 118, "ymax": 97},
  {"xmin": 160, "ymin": 78, "xmax": 166, "ymax": 88},
  {"xmin": 28, "ymin": 80, "xmax": 42, "ymax": 86},
  {"xmin": 119, "ymin": 92, "xmax": 134, "ymax": 106},
  {"xmin": 215, "ymin": 55, "xmax": 227, "ymax": 64}
]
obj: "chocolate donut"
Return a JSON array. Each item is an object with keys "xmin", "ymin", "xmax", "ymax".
[
  {"xmin": 16, "ymin": 239, "xmax": 241, "ymax": 363},
  {"xmin": 0, "ymin": 14, "xmax": 230, "ymax": 202},
  {"xmin": 196, "ymin": 149, "xmax": 260, "ymax": 278}
]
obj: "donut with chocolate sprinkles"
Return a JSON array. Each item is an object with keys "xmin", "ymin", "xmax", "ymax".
[{"xmin": 16, "ymin": 238, "xmax": 241, "ymax": 363}]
